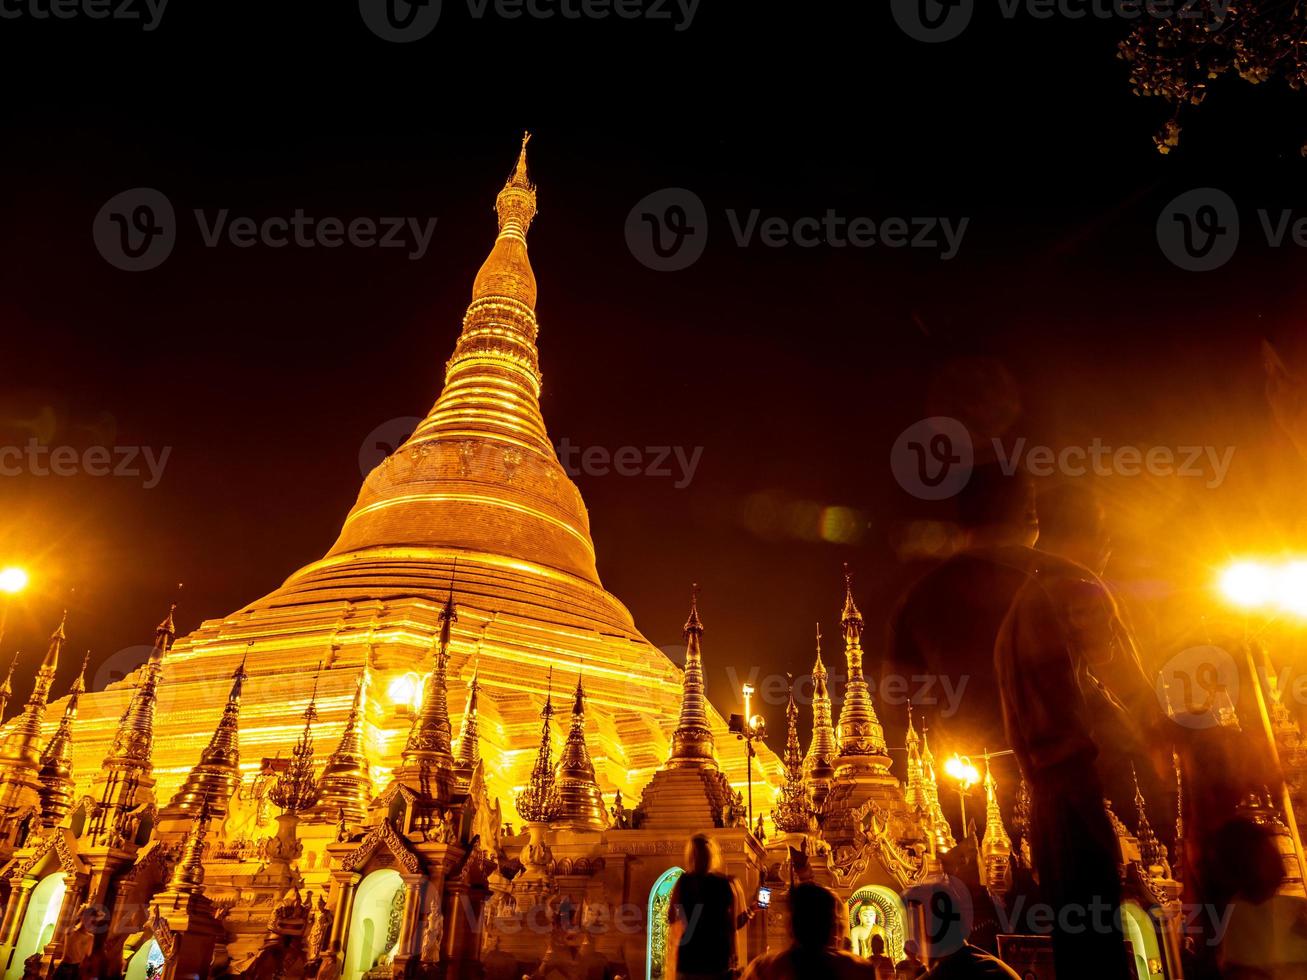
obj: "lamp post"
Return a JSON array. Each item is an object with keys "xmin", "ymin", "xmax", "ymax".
[
  {"xmin": 729, "ymin": 683, "xmax": 767, "ymax": 831},
  {"xmin": 944, "ymin": 753, "xmax": 980, "ymax": 838},
  {"xmin": 0, "ymin": 567, "xmax": 29, "ymax": 650}
]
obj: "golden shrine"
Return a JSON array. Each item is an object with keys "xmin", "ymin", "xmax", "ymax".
[{"xmin": 0, "ymin": 135, "xmax": 1191, "ymax": 980}]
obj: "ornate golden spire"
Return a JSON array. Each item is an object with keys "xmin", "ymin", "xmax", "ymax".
[
  {"xmin": 453, "ymin": 660, "xmax": 480, "ymax": 777},
  {"xmin": 551, "ymin": 674, "xmax": 607, "ymax": 831},
  {"xmin": 980, "ymin": 756, "xmax": 1012, "ymax": 892},
  {"xmin": 833, "ymin": 566, "xmax": 887, "ymax": 764},
  {"xmin": 1133, "ymin": 764, "xmax": 1168, "ymax": 872},
  {"xmin": 270, "ymin": 668, "xmax": 321, "ymax": 815},
  {"xmin": 668, "ymin": 584, "xmax": 716, "ymax": 769},
  {"xmin": 0, "ymin": 612, "xmax": 67, "ymax": 817},
  {"xmin": 516, "ymin": 667, "xmax": 559, "ymax": 824},
  {"xmin": 920, "ymin": 731, "xmax": 956, "ymax": 851},
  {"xmin": 87, "ymin": 605, "xmax": 175, "ymax": 846},
  {"xmin": 772, "ymin": 674, "xmax": 809, "ymax": 834},
  {"xmin": 162, "ymin": 802, "xmax": 212, "ymax": 905},
  {"xmin": 312, "ymin": 670, "xmax": 374, "ymax": 826},
  {"xmin": 395, "ymin": 578, "xmax": 457, "ymax": 800},
  {"xmin": 37, "ymin": 650, "xmax": 88, "ymax": 827},
  {"xmin": 803, "ymin": 623, "xmax": 837, "ymax": 795},
  {"xmin": 903, "ymin": 703, "xmax": 927, "ymax": 814},
  {"xmin": 0, "ymin": 652, "xmax": 17, "ymax": 723},
  {"xmin": 161, "ymin": 647, "xmax": 249, "ymax": 822}
]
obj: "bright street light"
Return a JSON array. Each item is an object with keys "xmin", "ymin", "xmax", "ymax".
[
  {"xmin": 0, "ymin": 568, "xmax": 28, "ymax": 595},
  {"xmin": 1217, "ymin": 559, "xmax": 1307, "ymax": 616}
]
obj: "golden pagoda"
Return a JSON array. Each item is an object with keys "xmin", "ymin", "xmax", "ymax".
[{"xmin": 58, "ymin": 134, "xmax": 778, "ymax": 826}]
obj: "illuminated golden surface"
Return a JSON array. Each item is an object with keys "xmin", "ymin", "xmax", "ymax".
[{"xmin": 57, "ymin": 138, "xmax": 779, "ymax": 828}]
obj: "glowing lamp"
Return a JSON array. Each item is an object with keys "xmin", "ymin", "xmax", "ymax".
[
  {"xmin": 1277, "ymin": 562, "xmax": 1307, "ymax": 616},
  {"xmin": 1220, "ymin": 561, "xmax": 1274, "ymax": 609},
  {"xmin": 0, "ymin": 568, "xmax": 28, "ymax": 595},
  {"xmin": 944, "ymin": 754, "xmax": 979, "ymax": 790}
]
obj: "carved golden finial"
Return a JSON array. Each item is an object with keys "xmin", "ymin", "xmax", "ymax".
[
  {"xmin": 773, "ymin": 674, "xmax": 809, "ymax": 834},
  {"xmin": 517, "ymin": 666, "xmax": 559, "ymax": 823},
  {"xmin": 669, "ymin": 585, "xmax": 715, "ymax": 769},
  {"xmin": 552, "ymin": 671, "xmax": 606, "ymax": 830},
  {"xmin": 841, "ymin": 563, "xmax": 863, "ymax": 636},
  {"xmin": 0, "ymin": 651, "xmax": 19, "ymax": 722},
  {"xmin": 980, "ymin": 754, "xmax": 1013, "ymax": 893},
  {"xmin": 270, "ymin": 665, "xmax": 321, "ymax": 815},
  {"xmin": 453, "ymin": 655, "xmax": 480, "ymax": 776},
  {"xmin": 311, "ymin": 668, "xmax": 373, "ymax": 826},
  {"xmin": 834, "ymin": 565, "xmax": 885, "ymax": 761},
  {"xmin": 37, "ymin": 650, "xmax": 90, "ymax": 826},
  {"xmin": 506, "ymin": 130, "xmax": 533, "ymax": 192}
]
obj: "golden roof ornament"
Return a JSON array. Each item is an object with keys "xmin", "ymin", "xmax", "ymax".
[
  {"xmin": 0, "ymin": 611, "xmax": 67, "ymax": 817},
  {"xmin": 37, "ymin": 650, "xmax": 89, "ymax": 827},
  {"xmin": 1133, "ymin": 764, "xmax": 1168, "ymax": 873},
  {"xmin": 919, "ymin": 731, "xmax": 956, "ymax": 852},
  {"xmin": 803, "ymin": 623, "xmax": 837, "ymax": 798},
  {"xmin": 833, "ymin": 566, "xmax": 887, "ymax": 764},
  {"xmin": 311, "ymin": 669, "xmax": 374, "ymax": 826},
  {"xmin": 453, "ymin": 660, "xmax": 480, "ymax": 777},
  {"xmin": 161, "ymin": 646, "xmax": 250, "ymax": 822},
  {"xmin": 164, "ymin": 802, "xmax": 212, "ymax": 902},
  {"xmin": 668, "ymin": 584, "xmax": 716, "ymax": 769},
  {"xmin": 516, "ymin": 667, "xmax": 559, "ymax": 824},
  {"xmin": 86, "ymin": 604, "xmax": 175, "ymax": 846},
  {"xmin": 980, "ymin": 755, "xmax": 1013, "ymax": 893},
  {"xmin": 270, "ymin": 667, "xmax": 321, "ymax": 815},
  {"xmin": 772, "ymin": 674, "xmax": 809, "ymax": 834},
  {"xmin": 903, "ymin": 703, "xmax": 927, "ymax": 814},
  {"xmin": 0, "ymin": 652, "xmax": 17, "ymax": 723},
  {"xmin": 551, "ymin": 674, "xmax": 607, "ymax": 831},
  {"xmin": 395, "ymin": 577, "xmax": 457, "ymax": 801}
]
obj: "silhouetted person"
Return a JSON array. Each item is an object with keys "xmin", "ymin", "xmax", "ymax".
[
  {"xmin": 667, "ymin": 834, "xmax": 751, "ymax": 980},
  {"xmin": 901, "ymin": 877, "xmax": 1018, "ymax": 979},
  {"xmin": 887, "ymin": 463, "xmax": 1042, "ymax": 754},
  {"xmin": 995, "ymin": 562, "xmax": 1161, "ymax": 980},
  {"xmin": 742, "ymin": 882, "xmax": 877, "ymax": 980},
  {"xmin": 1034, "ymin": 482, "xmax": 1110, "ymax": 575},
  {"xmin": 895, "ymin": 940, "xmax": 927, "ymax": 979},
  {"xmin": 869, "ymin": 936, "xmax": 894, "ymax": 979}
]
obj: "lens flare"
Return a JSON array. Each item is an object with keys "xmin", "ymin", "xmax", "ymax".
[{"xmin": 0, "ymin": 568, "xmax": 28, "ymax": 595}]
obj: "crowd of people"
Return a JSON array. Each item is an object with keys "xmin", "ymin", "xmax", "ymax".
[{"xmin": 661, "ymin": 465, "xmax": 1307, "ymax": 979}]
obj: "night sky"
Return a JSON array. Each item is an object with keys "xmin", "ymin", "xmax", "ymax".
[{"xmin": 2, "ymin": 1, "xmax": 1307, "ymax": 759}]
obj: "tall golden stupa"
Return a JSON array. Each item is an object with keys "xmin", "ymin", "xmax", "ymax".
[{"xmin": 61, "ymin": 133, "xmax": 777, "ymax": 826}]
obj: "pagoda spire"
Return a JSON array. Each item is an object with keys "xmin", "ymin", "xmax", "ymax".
[
  {"xmin": 919, "ymin": 730, "xmax": 956, "ymax": 851},
  {"xmin": 270, "ymin": 667, "xmax": 321, "ymax": 815},
  {"xmin": 980, "ymin": 755, "xmax": 1013, "ymax": 892},
  {"xmin": 668, "ymin": 585, "xmax": 716, "ymax": 769},
  {"xmin": 0, "ymin": 611, "xmax": 67, "ymax": 818},
  {"xmin": 0, "ymin": 653, "xmax": 17, "ymax": 723},
  {"xmin": 395, "ymin": 576, "xmax": 457, "ymax": 801},
  {"xmin": 88, "ymin": 604, "xmax": 175, "ymax": 846},
  {"xmin": 903, "ymin": 703, "xmax": 927, "ymax": 814},
  {"xmin": 833, "ymin": 566, "xmax": 887, "ymax": 765},
  {"xmin": 552, "ymin": 673, "xmax": 607, "ymax": 831},
  {"xmin": 516, "ymin": 667, "xmax": 559, "ymax": 824},
  {"xmin": 772, "ymin": 674, "xmax": 809, "ymax": 834},
  {"xmin": 160, "ymin": 803, "xmax": 212, "ymax": 907},
  {"xmin": 802, "ymin": 623, "xmax": 837, "ymax": 804},
  {"xmin": 312, "ymin": 669, "xmax": 374, "ymax": 826},
  {"xmin": 453, "ymin": 659, "xmax": 480, "ymax": 777},
  {"xmin": 161, "ymin": 647, "xmax": 249, "ymax": 823},
  {"xmin": 37, "ymin": 650, "xmax": 88, "ymax": 827},
  {"xmin": 1133, "ymin": 763, "xmax": 1168, "ymax": 872}
]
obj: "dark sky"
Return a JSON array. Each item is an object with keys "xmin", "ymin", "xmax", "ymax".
[{"xmin": 2, "ymin": 1, "xmax": 1307, "ymax": 755}]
